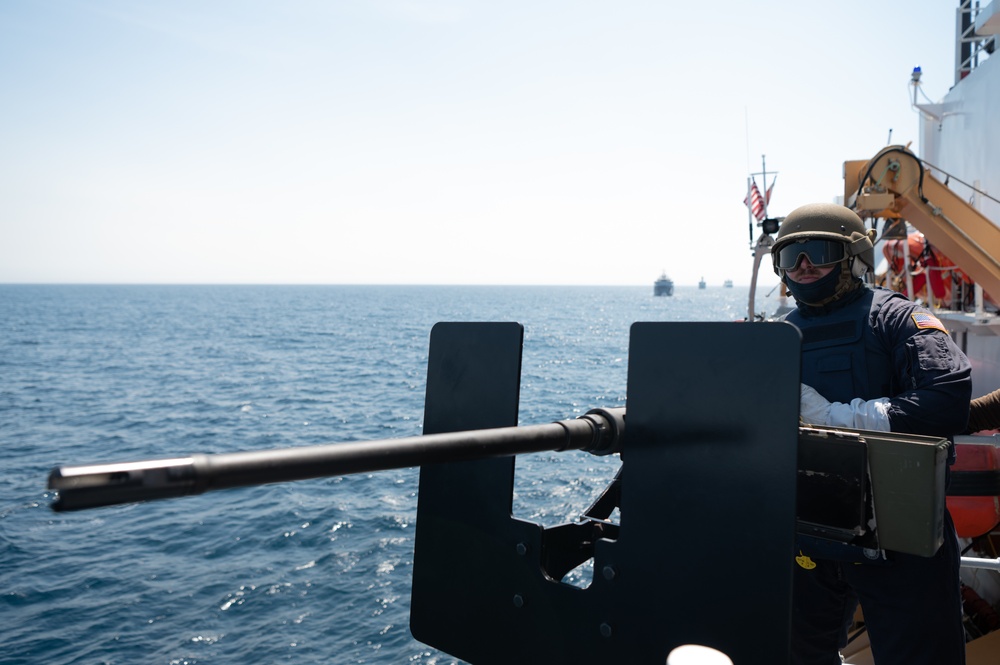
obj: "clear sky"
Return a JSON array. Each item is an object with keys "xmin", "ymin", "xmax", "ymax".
[{"xmin": 0, "ymin": 1, "xmax": 960, "ymax": 287}]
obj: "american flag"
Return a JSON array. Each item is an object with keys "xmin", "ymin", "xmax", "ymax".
[
  {"xmin": 743, "ymin": 181, "xmax": 772, "ymax": 221},
  {"xmin": 911, "ymin": 312, "xmax": 947, "ymax": 332}
]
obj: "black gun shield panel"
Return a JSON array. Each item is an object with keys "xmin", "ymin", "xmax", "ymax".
[{"xmin": 411, "ymin": 321, "xmax": 801, "ymax": 664}]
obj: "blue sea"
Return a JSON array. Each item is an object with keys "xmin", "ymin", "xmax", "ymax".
[{"xmin": 1, "ymin": 284, "xmax": 764, "ymax": 664}]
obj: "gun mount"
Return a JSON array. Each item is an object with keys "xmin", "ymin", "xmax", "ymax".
[
  {"xmin": 47, "ymin": 320, "xmax": 969, "ymax": 662},
  {"xmin": 47, "ymin": 320, "xmax": 976, "ymax": 662},
  {"xmin": 47, "ymin": 321, "xmax": 802, "ymax": 663}
]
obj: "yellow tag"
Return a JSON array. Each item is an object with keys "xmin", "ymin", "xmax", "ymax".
[{"xmin": 795, "ymin": 551, "xmax": 817, "ymax": 570}]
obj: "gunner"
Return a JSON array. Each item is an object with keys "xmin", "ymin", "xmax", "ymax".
[{"xmin": 771, "ymin": 202, "xmax": 971, "ymax": 664}]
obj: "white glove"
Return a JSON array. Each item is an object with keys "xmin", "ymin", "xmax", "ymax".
[
  {"xmin": 799, "ymin": 383, "xmax": 832, "ymax": 425},
  {"xmin": 800, "ymin": 383, "xmax": 891, "ymax": 431}
]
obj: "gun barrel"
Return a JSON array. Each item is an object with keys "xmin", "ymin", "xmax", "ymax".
[{"xmin": 48, "ymin": 407, "xmax": 625, "ymax": 512}]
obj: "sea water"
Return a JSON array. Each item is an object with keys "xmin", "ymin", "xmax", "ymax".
[{"xmin": 1, "ymin": 284, "xmax": 768, "ymax": 664}]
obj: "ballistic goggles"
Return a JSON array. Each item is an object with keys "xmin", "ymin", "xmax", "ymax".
[{"xmin": 774, "ymin": 238, "xmax": 847, "ymax": 271}]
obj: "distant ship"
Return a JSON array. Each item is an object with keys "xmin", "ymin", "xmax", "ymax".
[
  {"xmin": 653, "ymin": 272, "xmax": 673, "ymax": 296},
  {"xmin": 698, "ymin": 277, "xmax": 706, "ymax": 289},
  {"xmin": 724, "ymin": 280, "xmax": 733, "ymax": 288}
]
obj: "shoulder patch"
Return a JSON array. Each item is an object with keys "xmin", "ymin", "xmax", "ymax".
[{"xmin": 911, "ymin": 312, "xmax": 948, "ymax": 333}]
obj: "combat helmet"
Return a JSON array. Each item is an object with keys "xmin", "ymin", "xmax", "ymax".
[{"xmin": 771, "ymin": 203, "xmax": 877, "ymax": 278}]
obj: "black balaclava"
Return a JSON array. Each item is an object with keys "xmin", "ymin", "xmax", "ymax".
[{"xmin": 784, "ymin": 262, "xmax": 864, "ymax": 312}]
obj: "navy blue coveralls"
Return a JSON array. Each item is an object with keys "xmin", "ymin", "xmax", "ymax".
[{"xmin": 785, "ymin": 285, "xmax": 971, "ymax": 665}]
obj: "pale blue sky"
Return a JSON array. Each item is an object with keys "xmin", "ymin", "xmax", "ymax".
[{"xmin": 0, "ymin": 1, "xmax": 958, "ymax": 286}]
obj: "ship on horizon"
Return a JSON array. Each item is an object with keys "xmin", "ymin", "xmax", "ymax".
[{"xmin": 653, "ymin": 272, "xmax": 673, "ymax": 296}]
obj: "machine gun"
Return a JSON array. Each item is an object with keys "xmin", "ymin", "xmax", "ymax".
[{"xmin": 45, "ymin": 321, "xmax": 958, "ymax": 664}]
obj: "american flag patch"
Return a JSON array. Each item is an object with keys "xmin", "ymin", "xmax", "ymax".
[{"xmin": 912, "ymin": 312, "xmax": 948, "ymax": 332}]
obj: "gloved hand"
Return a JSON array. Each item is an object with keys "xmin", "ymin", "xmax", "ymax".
[
  {"xmin": 800, "ymin": 384, "xmax": 891, "ymax": 431},
  {"xmin": 799, "ymin": 384, "xmax": 832, "ymax": 425}
]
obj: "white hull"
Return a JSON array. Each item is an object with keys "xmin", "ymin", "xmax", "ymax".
[{"xmin": 919, "ymin": 40, "xmax": 1000, "ymax": 397}]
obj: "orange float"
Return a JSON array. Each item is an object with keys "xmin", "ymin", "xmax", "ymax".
[
  {"xmin": 882, "ymin": 232, "xmax": 975, "ymax": 305},
  {"xmin": 947, "ymin": 440, "xmax": 1000, "ymax": 538}
]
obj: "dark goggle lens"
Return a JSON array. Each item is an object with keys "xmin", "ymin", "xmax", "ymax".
[{"xmin": 776, "ymin": 239, "xmax": 846, "ymax": 270}]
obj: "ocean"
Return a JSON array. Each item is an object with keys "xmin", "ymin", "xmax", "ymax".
[{"xmin": 1, "ymin": 284, "xmax": 764, "ymax": 664}]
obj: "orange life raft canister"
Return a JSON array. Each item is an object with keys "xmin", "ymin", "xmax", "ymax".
[{"xmin": 947, "ymin": 440, "xmax": 1000, "ymax": 538}]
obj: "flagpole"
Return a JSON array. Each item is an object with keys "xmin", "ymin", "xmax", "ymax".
[
  {"xmin": 744, "ymin": 155, "xmax": 778, "ymax": 321},
  {"xmin": 761, "ymin": 155, "xmax": 769, "ymax": 219}
]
